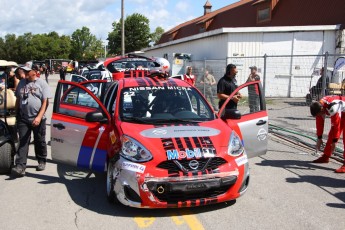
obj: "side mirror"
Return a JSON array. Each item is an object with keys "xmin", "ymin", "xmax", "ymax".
[
  {"xmin": 85, "ymin": 111, "xmax": 108, "ymax": 123},
  {"xmin": 221, "ymin": 109, "xmax": 241, "ymax": 120}
]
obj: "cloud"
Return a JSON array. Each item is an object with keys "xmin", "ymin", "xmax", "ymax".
[
  {"xmin": 175, "ymin": 1, "xmax": 189, "ymax": 13},
  {"xmin": 0, "ymin": 0, "xmax": 228, "ymax": 40},
  {"xmin": 0, "ymin": 0, "xmax": 115, "ymax": 40}
]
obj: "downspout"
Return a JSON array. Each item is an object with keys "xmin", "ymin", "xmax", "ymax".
[{"xmin": 288, "ymin": 33, "xmax": 295, "ymax": 98}]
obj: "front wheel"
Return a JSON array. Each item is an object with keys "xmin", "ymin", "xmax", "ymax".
[
  {"xmin": 106, "ymin": 161, "xmax": 119, "ymax": 204},
  {"xmin": 0, "ymin": 142, "xmax": 13, "ymax": 174}
]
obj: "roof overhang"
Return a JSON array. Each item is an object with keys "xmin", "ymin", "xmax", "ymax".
[{"xmin": 144, "ymin": 25, "xmax": 341, "ymax": 52}]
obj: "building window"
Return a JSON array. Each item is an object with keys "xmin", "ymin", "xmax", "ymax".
[{"xmin": 257, "ymin": 7, "xmax": 271, "ymax": 23}]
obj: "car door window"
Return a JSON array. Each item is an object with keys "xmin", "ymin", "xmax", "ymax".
[
  {"xmin": 104, "ymin": 84, "xmax": 118, "ymax": 116},
  {"xmin": 56, "ymin": 84, "xmax": 100, "ymax": 119}
]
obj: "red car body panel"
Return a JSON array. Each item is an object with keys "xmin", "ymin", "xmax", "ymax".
[{"xmin": 51, "ymin": 57, "xmax": 267, "ymax": 208}]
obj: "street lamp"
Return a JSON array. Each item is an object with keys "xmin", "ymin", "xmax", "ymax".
[{"xmin": 121, "ymin": 0, "xmax": 125, "ymax": 56}]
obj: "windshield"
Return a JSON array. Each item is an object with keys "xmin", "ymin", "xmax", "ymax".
[
  {"xmin": 87, "ymin": 71, "xmax": 102, "ymax": 80},
  {"xmin": 106, "ymin": 58, "xmax": 157, "ymax": 73},
  {"xmin": 120, "ymin": 86, "xmax": 215, "ymax": 123}
]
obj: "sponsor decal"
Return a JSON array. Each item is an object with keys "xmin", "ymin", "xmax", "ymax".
[
  {"xmin": 141, "ymin": 126, "xmax": 220, "ymax": 138},
  {"xmin": 128, "ymin": 86, "xmax": 192, "ymax": 91},
  {"xmin": 122, "ymin": 161, "xmax": 146, "ymax": 173},
  {"xmin": 51, "ymin": 137, "xmax": 64, "ymax": 143},
  {"xmin": 110, "ymin": 131, "xmax": 116, "ymax": 144},
  {"xmin": 166, "ymin": 147, "xmax": 216, "ymax": 160},
  {"xmin": 152, "ymin": 129, "xmax": 167, "ymax": 135},
  {"xmin": 257, "ymin": 128, "xmax": 268, "ymax": 141},
  {"xmin": 235, "ymin": 155, "xmax": 248, "ymax": 166}
]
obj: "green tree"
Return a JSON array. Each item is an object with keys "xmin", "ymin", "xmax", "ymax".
[
  {"xmin": 70, "ymin": 26, "xmax": 103, "ymax": 60},
  {"xmin": 150, "ymin": 26, "xmax": 164, "ymax": 46},
  {"xmin": 107, "ymin": 21, "xmax": 122, "ymax": 55},
  {"xmin": 107, "ymin": 13, "xmax": 151, "ymax": 55},
  {"xmin": 0, "ymin": 37, "xmax": 5, "ymax": 60}
]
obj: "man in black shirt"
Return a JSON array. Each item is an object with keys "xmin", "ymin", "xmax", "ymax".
[{"xmin": 217, "ymin": 64, "xmax": 242, "ymax": 110}]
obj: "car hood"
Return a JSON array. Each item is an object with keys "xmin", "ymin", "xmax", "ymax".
[{"xmin": 120, "ymin": 119, "xmax": 231, "ymax": 162}]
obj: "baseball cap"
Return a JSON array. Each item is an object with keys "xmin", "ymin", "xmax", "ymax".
[
  {"xmin": 20, "ymin": 65, "xmax": 39, "ymax": 72},
  {"xmin": 249, "ymin": 66, "xmax": 257, "ymax": 70}
]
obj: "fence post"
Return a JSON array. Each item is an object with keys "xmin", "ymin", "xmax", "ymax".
[
  {"xmin": 322, "ymin": 52, "xmax": 329, "ymax": 97},
  {"xmin": 203, "ymin": 59, "xmax": 206, "ymax": 96},
  {"xmin": 263, "ymin": 54, "xmax": 267, "ymax": 97}
]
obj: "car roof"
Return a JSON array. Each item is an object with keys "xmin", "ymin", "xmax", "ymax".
[{"xmin": 119, "ymin": 76, "xmax": 192, "ymax": 88}]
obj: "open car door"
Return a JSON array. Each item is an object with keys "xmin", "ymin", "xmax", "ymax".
[
  {"xmin": 51, "ymin": 80, "xmax": 114, "ymax": 171},
  {"xmin": 219, "ymin": 81, "xmax": 268, "ymax": 158}
]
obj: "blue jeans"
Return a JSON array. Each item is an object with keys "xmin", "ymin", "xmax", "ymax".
[{"xmin": 15, "ymin": 118, "xmax": 47, "ymax": 169}]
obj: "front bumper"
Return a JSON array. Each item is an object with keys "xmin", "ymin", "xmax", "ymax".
[{"xmin": 114, "ymin": 157, "xmax": 247, "ymax": 208}]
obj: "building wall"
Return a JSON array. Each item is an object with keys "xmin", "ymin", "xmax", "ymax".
[
  {"xmin": 144, "ymin": 34, "xmax": 228, "ymax": 60},
  {"xmin": 144, "ymin": 28, "xmax": 338, "ymax": 97},
  {"xmin": 225, "ymin": 30, "xmax": 336, "ymax": 97}
]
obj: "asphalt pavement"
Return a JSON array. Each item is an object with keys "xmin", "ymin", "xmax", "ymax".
[{"xmin": 0, "ymin": 74, "xmax": 344, "ymax": 230}]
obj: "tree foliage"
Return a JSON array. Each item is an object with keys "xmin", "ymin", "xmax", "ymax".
[
  {"xmin": 70, "ymin": 26, "xmax": 103, "ymax": 60},
  {"xmin": 0, "ymin": 32, "xmax": 72, "ymax": 63},
  {"xmin": 107, "ymin": 13, "xmax": 151, "ymax": 55},
  {"xmin": 0, "ymin": 17, "xmax": 164, "ymax": 63},
  {"xmin": 151, "ymin": 26, "xmax": 165, "ymax": 46}
]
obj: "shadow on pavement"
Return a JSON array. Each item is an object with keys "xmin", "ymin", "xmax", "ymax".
[
  {"xmin": 257, "ymin": 158, "xmax": 345, "ymax": 209},
  {"xmin": 277, "ymin": 116, "xmax": 314, "ymax": 121},
  {"xmin": 256, "ymin": 159, "xmax": 334, "ymax": 171},
  {"xmin": 284, "ymin": 101, "xmax": 308, "ymax": 107},
  {"xmin": 8, "ymin": 162, "xmax": 236, "ymax": 217}
]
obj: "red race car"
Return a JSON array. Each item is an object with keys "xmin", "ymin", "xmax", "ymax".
[{"xmin": 51, "ymin": 56, "xmax": 268, "ymax": 208}]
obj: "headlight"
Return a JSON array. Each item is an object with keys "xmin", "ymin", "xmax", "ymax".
[
  {"xmin": 121, "ymin": 135, "xmax": 153, "ymax": 162},
  {"xmin": 227, "ymin": 131, "xmax": 244, "ymax": 156}
]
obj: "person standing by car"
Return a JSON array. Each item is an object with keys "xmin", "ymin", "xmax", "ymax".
[
  {"xmin": 310, "ymin": 67, "xmax": 329, "ymax": 98},
  {"xmin": 11, "ymin": 65, "xmax": 52, "ymax": 177},
  {"xmin": 183, "ymin": 66, "xmax": 195, "ymax": 86},
  {"xmin": 14, "ymin": 66, "xmax": 26, "ymax": 81},
  {"xmin": 43, "ymin": 64, "xmax": 50, "ymax": 83},
  {"xmin": 59, "ymin": 65, "xmax": 66, "ymax": 81},
  {"xmin": 4, "ymin": 67, "xmax": 19, "ymax": 91},
  {"xmin": 217, "ymin": 64, "xmax": 242, "ymax": 110},
  {"xmin": 246, "ymin": 66, "xmax": 261, "ymax": 113},
  {"xmin": 200, "ymin": 69, "xmax": 217, "ymax": 110},
  {"xmin": 310, "ymin": 95, "xmax": 345, "ymax": 173}
]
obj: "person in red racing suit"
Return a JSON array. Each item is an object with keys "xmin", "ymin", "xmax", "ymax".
[{"xmin": 310, "ymin": 95, "xmax": 345, "ymax": 173}]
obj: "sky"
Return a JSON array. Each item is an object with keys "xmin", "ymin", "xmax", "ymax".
[{"xmin": 0, "ymin": 0, "xmax": 238, "ymax": 43}]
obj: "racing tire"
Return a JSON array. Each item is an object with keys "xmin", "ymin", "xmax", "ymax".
[
  {"xmin": 106, "ymin": 161, "xmax": 119, "ymax": 204},
  {"xmin": 0, "ymin": 142, "xmax": 13, "ymax": 174}
]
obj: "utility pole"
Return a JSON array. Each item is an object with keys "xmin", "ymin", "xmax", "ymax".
[{"xmin": 121, "ymin": 0, "xmax": 125, "ymax": 56}]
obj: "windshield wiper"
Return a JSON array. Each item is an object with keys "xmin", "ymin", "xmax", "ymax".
[
  {"xmin": 152, "ymin": 118, "xmax": 200, "ymax": 124},
  {"xmin": 122, "ymin": 117, "xmax": 150, "ymax": 124}
]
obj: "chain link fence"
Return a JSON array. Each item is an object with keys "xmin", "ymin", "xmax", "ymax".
[{"xmin": 186, "ymin": 53, "xmax": 345, "ymax": 159}]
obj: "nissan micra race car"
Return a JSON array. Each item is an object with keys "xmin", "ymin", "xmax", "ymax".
[{"xmin": 51, "ymin": 56, "xmax": 268, "ymax": 208}]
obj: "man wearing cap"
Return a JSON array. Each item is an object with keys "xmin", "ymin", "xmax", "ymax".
[
  {"xmin": 246, "ymin": 66, "xmax": 261, "ymax": 113},
  {"xmin": 217, "ymin": 64, "xmax": 242, "ymax": 110},
  {"xmin": 11, "ymin": 65, "xmax": 52, "ymax": 177}
]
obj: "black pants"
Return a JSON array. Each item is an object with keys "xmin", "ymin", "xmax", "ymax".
[{"xmin": 15, "ymin": 118, "xmax": 47, "ymax": 169}]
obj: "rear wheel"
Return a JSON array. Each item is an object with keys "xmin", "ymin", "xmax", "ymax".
[
  {"xmin": 305, "ymin": 93, "xmax": 312, "ymax": 106},
  {"xmin": 0, "ymin": 142, "xmax": 13, "ymax": 174},
  {"xmin": 106, "ymin": 161, "xmax": 119, "ymax": 204}
]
